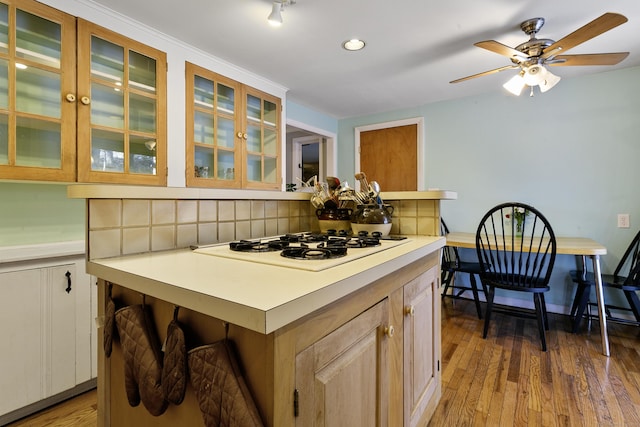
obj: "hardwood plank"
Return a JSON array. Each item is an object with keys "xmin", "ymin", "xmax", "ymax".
[{"xmin": 430, "ymin": 299, "xmax": 640, "ymax": 427}]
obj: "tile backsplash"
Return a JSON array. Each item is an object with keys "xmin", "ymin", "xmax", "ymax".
[{"xmin": 88, "ymin": 197, "xmax": 439, "ymax": 260}]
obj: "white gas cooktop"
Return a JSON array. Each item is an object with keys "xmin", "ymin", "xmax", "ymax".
[{"xmin": 193, "ymin": 235, "xmax": 411, "ymax": 272}]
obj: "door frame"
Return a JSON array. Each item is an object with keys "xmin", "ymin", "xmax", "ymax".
[
  {"xmin": 287, "ymin": 118, "xmax": 337, "ymax": 181},
  {"xmin": 292, "ymin": 135, "xmax": 325, "ymax": 184},
  {"xmin": 354, "ymin": 117, "xmax": 424, "ymax": 191}
]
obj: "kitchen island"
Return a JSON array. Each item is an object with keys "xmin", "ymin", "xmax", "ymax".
[{"xmin": 69, "ymin": 185, "xmax": 455, "ymax": 426}]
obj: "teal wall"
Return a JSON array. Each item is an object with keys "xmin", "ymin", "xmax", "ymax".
[
  {"xmin": 337, "ymin": 66, "xmax": 640, "ymax": 309},
  {"xmin": 0, "ymin": 182, "xmax": 85, "ymax": 246},
  {"xmin": 287, "ymin": 101, "xmax": 338, "ymax": 134}
]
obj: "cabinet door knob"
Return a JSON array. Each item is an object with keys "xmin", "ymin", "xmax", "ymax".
[
  {"xmin": 80, "ymin": 96, "xmax": 91, "ymax": 105},
  {"xmin": 237, "ymin": 131, "xmax": 243, "ymax": 138},
  {"xmin": 384, "ymin": 325, "xmax": 395, "ymax": 338},
  {"xmin": 405, "ymin": 305, "xmax": 415, "ymax": 316},
  {"xmin": 65, "ymin": 93, "xmax": 76, "ymax": 103},
  {"xmin": 242, "ymin": 133, "xmax": 248, "ymax": 140}
]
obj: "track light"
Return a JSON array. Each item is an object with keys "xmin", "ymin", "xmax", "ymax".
[
  {"xmin": 267, "ymin": 0, "xmax": 296, "ymax": 27},
  {"xmin": 267, "ymin": 2, "xmax": 283, "ymax": 26},
  {"xmin": 503, "ymin": 64, "xmax": 561, "ymax": 96}
]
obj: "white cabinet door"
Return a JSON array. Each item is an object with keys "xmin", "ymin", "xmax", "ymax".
[
  {"xmin": 0, "ymin": 259, "xmax": 93, "ymax": 418},
  {"xmin": 47, "ymin": 265, "xmax": 78, "ymax": 397},
  {"xmin": 0, "ymin": 268, "xmax": 43, "ymax": 415}
]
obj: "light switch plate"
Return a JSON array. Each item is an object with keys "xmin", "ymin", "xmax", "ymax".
[{"xmin": 617, "ymin": 213, "xmax": 630, "ymax": 228}]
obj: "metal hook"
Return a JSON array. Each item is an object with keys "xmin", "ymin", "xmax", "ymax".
[{"xmin": 223, "ymin": 321, "xmax": 230, "ymax": 340}]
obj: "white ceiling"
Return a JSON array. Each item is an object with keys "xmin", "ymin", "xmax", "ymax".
[{"xmin": 89, "ymin": 0, "xmax": 640, "ymax": 119}]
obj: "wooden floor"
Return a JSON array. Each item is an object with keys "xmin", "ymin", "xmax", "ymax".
[
  {"xmin": 6, "ymin": 299, "xmax": 640, "ymax": 427},
  {"xmin": 429, "ymin": 299, "xmax": 640, "ymax": 427}
]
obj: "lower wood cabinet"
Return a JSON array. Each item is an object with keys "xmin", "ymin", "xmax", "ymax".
[
  {"xmin": 0, "ymin": 255, "xmax": 95, "ymax": 425},
  {"xmin": 98, "ymin": 252, "xmax": 441, "ymax": 426},
  {"xmin": 295, "ymin": 299, "xmax": 390, "ymax": 426}
]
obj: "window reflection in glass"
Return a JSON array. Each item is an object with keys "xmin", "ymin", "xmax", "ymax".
[
  {"xmin": 16, "ymin": 10, "xmax": 61, "ymax": 68},
  {"xmin": 194, "ymin": 76, "xmax": 214, "ymax": 109},
  {"xmin": 130, "ymin": 135, "xmax": 156, "ymax": 175},
  {"xmin": 129, "ymin": 50, "xmax": 156, "ymax": 94},
  {"xmin": 16, "ymin": 66, "xmax": 60, "ymax": 118},
  {"xmin": 247, "ymin": 154, "xmax": 261, "ymax": 182},
  {"xmin": 217, "ymin": 117, "xmax": 234, "ymax": 149},
  {"xmin": 246, "ymin": 125, "xmax": 261, "ymax": 153},
  {"xmin": 91, "ymin": 129, "xmax": 124, "ymax": 172},
  {"xmin": 0, "ymin": 4, "xmax": 8, "ymax": 56},
  {"xmin": 263, "ymin": 100, "xmax": 276, "ymax": 126},
  {"xmin": 218, "ymin": 151, "xmax": 235, "ymax": 180},
  {"xmin": 194, "ymin": 111, "xmax": 214, "ymax": 145},
  {"xmin": 217, "ymin": 84, "xmax": 234, "ymax": 113},
  {"xmin": 129, "ymin": 92, "xmax": 155, "ymax": 133},
  {"xmin": 0, "ymin": 59, "xmax": 7, "ymax": 109},
  {"xmin": 91, "ymin": 36, "xmax": 124, "ymax": 85},
  {"xmin": 16, "ymin": 117, "xmax": 60, "ymax": 168},
  {"xmin": 91, "ymin": 82, "xmax": 124, "ymax": 129},
  {"xmin": 0, "ymin": 114, "xmax": 7, "ymax": 164}
]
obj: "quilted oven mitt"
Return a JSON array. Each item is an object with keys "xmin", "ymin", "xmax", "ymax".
[
  {"xmin": 115, "ymin": 304, "xmax": 168, "ymax": 416},
  {"xmin": 103, "ymin": 293, "xmax": 116, "ymax": 357},
  {"xmin": 161, "ymin": 316, "xmax": 188, "ymax": 405},
  {"xmin": 188, "ymin": 341, "xmax": 264, "ymax": 427}
]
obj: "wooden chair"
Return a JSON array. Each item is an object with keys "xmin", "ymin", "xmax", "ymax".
[
  {"xmin": 475, "ymin": 202, "xmax": 557, "ymax": 351},
  {"xmin": 569, "ymin": 229, "xmax": 640, "ymax": 332},
  {"xmin": 440, "ymin": 219, "xmax": 486, "ymax": 318}
]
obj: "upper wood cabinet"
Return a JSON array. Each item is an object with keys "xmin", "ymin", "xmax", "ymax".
[
  {"xmin": 0, "ymin": 0, "xmax": 77, "ymax": 181},
  {"xmin": 0, "ymin": 0, "xmax": 167, "ymax": 185},
  {"xmin": 186, "ymin": 62, "xmax": 281, "ymax": 190},
  {"xmin": 77, "ymin": 19, "xmax": 167, "ymax": 185}
]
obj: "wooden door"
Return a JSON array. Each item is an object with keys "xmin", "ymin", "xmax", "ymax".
[
  {"xmin": 295, "ymin": 299, "xmax": 390, "ymax": 426},
  {"xmin": 403, "ymin": 266, "xmax": 440, "ymax": 426},
  {"xmin": 360, "ymin": 124, "xmax": 417, "ymax": 191}
]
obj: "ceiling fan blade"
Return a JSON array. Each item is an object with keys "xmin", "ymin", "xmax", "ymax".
[
  {"xmin": 548, "ymin": 52, "xmax": 629, "ymax": 66},
  {"xmin": 475, "ymin": 40, "xmax": 527, "ymax": 60},
  {"xmin": 450, "ymin": 65, "xmax": 519, "ymax": 84},
  {"xmin": 541, "ymin": 13, "xmax": 628, "ymax": 60}
]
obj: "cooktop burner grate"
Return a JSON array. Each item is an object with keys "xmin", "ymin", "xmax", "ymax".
[{"xmin": 228, "ymin": 232, "xmax": 382, "ymax": 258}]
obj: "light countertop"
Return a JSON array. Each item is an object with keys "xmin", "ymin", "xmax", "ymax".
[
  {"xmin": 67, "ymin": 184, "xmax": 457, "ymax": 201},
  {"xmin": 88, "ymin": 235, "xmax": 444, "ymax": 334}
]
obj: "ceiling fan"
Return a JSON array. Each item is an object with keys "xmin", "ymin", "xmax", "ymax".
[{"xmin": 450, "ymin": 13, "xmax": 629, "ymax": 96}]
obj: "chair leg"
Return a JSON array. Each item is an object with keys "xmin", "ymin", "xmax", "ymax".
[
  {"xmin": 623, "ymin": 290, "xmax": 640, "ymax": 322},
  {"xmin": 482, "ymin": 286, "xmax": 495, "ymax": 339},
  {"xmin": 571, "ymin": 284, "xmax": 591, "ymax": 333},
  {"xmin": 570, "ymin": 283, "xmax": 586, "ymax": 318},
  {"xmin": 469, "ymin": 274, "xmax": 483, "ymax": 319},
  {"xmin": 441, "ymin": 271, "xmax": 453, "ymax": 300},
  {"xmin": 534, "ymin": 293, "xmax": 547, "ymax": 351},
  {"xmin": 540, "ymin": 293, "xmax": 549, "ymax": 331}
]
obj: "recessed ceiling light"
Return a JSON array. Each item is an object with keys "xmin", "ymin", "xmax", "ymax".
[{"xmin": 342, "ymin": 39, "xmax": 365, "ymax": 51}]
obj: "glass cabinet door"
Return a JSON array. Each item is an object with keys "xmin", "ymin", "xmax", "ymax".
[
  {"xmin": 185, "ymin": 63, "xmax": 281, "ymax": 190},
  {"xmin": 186, "ymin": 62, "xmax": 241, "ymax": 188},
  {"xmin": 76, "ymin": 19, "xmax": 167, "ymax": 185},
  {"xmin": 244, "ymin": 89, "xmax": 280, "ymax": 188},
  {"xmin": 0, "ymin": 0, "xmax": 76, "ymax": 181}
]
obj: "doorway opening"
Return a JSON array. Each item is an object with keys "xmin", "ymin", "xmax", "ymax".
[{"xmin": 286, "ymin": 119, "xmax": 336, "ymax": 191}]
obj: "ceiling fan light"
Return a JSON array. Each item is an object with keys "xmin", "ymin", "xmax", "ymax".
[
  {"xmin": 503, "ymin": 74, "xmax": 526, "ymax": 96},
  {"xmin": 523, "ymin": 65, "xmax": 547, "ymax": 86},
  {"xmin": 539, "ymin": 70, "xmax": 561, "ymax": 93},
  {"xmin": 267, "ymin": 2, "xmax": 283, "ymax": 26}
]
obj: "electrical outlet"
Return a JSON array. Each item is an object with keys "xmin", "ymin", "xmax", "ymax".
[{"xmin": 617, "ymin": 214, "xmax": 630, "ymax": 228}]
